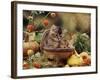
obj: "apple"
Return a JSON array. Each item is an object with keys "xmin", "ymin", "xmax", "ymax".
[{"xmin": 27, "ymin": 24, "xmax": 35, "ymax": 32}]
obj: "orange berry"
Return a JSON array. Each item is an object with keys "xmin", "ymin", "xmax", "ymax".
[{"xmin": 43, "ymin": 19, "xmax": 49, "ymax": 26}]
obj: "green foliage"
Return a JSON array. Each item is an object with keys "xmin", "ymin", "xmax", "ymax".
[
  {"xmin": 74, "ymin": 33, "xmax": 91, "ymax": 54},
  {"xmin": 34, "ymin": 32, "xmax": 42, "ymax": 43},
  {"xmin": 36, "ymin": 24, "xmax": 45, "ymax": 31}
]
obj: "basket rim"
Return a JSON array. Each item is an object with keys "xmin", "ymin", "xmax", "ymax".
[{"xmin": 43, "ymin": 47, "xmax": 74, "ymax": 52}]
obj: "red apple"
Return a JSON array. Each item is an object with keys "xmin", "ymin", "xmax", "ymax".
[{"xmin": 27, "ymin": 24, "xmax": 35, "ymax": 32}]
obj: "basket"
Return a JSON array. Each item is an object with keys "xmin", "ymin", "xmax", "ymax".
[{"xmin": 43, "ymin": 47, "xmax": 74, "ymax": 59}]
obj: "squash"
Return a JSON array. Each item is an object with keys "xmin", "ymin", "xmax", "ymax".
[{"xmin": 67, "ymin": 54, "xmax": 83, "ymax": 66}]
